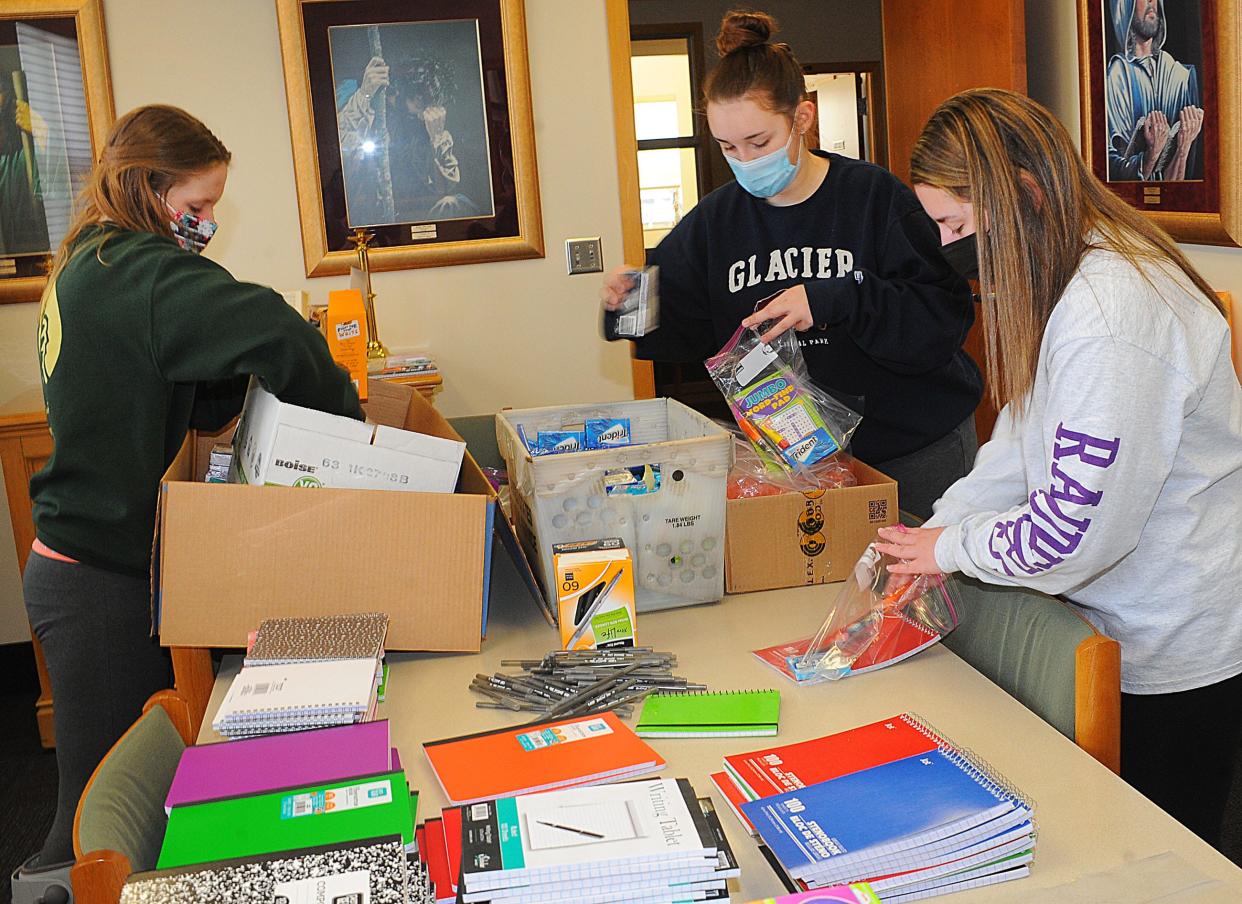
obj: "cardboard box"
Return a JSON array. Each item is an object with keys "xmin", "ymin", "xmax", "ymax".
[
  {"xmin": 230, "ymin": 381, "xmax": 464, "ymax": 493},
  {"xmin": 724, "ymin": 460, "xmax": 898, "ymax": 593},
  {"xmin": 553, "ymin": 539, "xmax": 637, "ymax": 651},
  {"xmin": 155, "ymin": 380, "xmax": 547, "ymax": 652}
]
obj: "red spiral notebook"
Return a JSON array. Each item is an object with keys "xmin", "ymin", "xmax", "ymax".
[
  {"xmin": 422, "ymin": 711, "xmax": 665, "ymax": 805},
  {"xmin": 723, "ymin": 712, "xmax": 947, "ymax": 800}
]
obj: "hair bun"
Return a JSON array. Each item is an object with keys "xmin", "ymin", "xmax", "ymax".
[{"xmin": 716, "ymin": 10, "xmax": 778, "ymax": 56}]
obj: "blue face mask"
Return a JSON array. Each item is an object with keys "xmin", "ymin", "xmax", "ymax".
[{"xmin": 725, "ymin": 125, "xmax": 801, "ymax": 199}]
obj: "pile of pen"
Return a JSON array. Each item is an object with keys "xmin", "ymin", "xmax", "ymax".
[{"xmin": 470, "ymin": 647, "xmax": 705, "ymax": 720}]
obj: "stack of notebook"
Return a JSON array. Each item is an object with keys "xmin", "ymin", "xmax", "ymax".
[
  {"xmin": 713, "ymin": 714, "xmax": 1036, "ymax": 900},
  {"xmin": 458, "ymin": 778, "xmax": 739, "ymax": 903},
  {"xmin": 211, "ymin": 612, "xmax": 389, "ymax": 739},
  {"xmin": 422, "ymin": 711, "xmax": 665, "ymax": 805}
]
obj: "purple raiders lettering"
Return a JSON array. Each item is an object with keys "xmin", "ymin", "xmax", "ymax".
[{"xmin": 987, "ymin": 423, "xmax": 1121, "ymax": 576}]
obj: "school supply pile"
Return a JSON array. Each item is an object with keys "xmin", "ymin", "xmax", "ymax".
[
  {"xmin": 636, "ymin": 689, "xmax": 780, "ymax": 738},
  {"xmin": 753, "ymin": 539, "xmax": 959, "ymax": 683},
  {"xmin": 413, "ymin": 805, "xmax": 464, "ymax": 904},
  {"xmin": 459, "ymin": 778, "xmax": 740, "ymax": 903},
  {"xmin": 706, "ymin": 301, "xmax": 861, "ymax": 488},
  {"xmin": 211, "ymin": 612, "xmax": 389, "ymax": 739},
  {"xmin": 469, "ymin": 647, "xmax": 703, "ymax": 719},
  {"xmin": 714, "ymin": 713, "xmax": 1036, "ymax": 900},
  {"xmin": 497, "ymin": 398, "xmax": 731, "ymax": 613},
  {"xmin": 422, "ymin": 710, "xmax": 666, "ymax": 805}
]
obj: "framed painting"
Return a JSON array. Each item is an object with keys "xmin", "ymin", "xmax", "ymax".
[
  {"xmin": 276, "ymin": 0, "xmax": 544, "ymax": 276},
  {"xmin": 0, "ymin": 0, "xmax": 113, "ymax": 304},
  {"xmin": 1079, "ymin": 0, "xmax": 1240, "ymax": 245}
]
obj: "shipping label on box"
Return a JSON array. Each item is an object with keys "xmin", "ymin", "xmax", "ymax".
[
  {"xmin": 230, "ymin": 381, "xmax": 464, "ymax": 493},
  {"xmin": 553, "ymin": 539, "xmax": 636, "ymax": 650},
  {"xmin": 724, "ymin": 461, "xmax": 898, "ymax": 594}
]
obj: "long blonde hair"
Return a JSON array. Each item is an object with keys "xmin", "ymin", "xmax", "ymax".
[
  {"xmin": 910, "ymin": 88, "xmax": 1222, "ymax": 412},
  {"xmin": 53, "ymin": 104, "xmax": 230, "ymax": 274}
]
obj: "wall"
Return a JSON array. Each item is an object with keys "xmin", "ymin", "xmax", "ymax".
[
  {"xmin": 806, "ymin": 72, "xmax": 861, "ymax": 159},
  {"xmin": 629, "ymin": 0, "xmax": 883, "ymax": 190},
  {"xmin": 1024, "ymin": 1, "xmax": 1242, "ymax": 299},
  {"xmin": 0, "ymin": 0, "xmax": 636, "ymax": 642}
]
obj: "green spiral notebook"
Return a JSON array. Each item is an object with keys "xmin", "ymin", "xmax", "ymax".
[{"xmin": 636, "ymin": 690, "xmax": 780, "ymax": 738}]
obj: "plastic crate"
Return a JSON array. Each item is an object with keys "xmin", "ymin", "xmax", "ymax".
[{"xmin": 497, "ymin": 399, "xmax": 733, "ymax": 613}]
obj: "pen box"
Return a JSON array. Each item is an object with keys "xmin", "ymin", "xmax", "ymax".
[{"xmin": 552, "ymin": 539, "xmax": 636, "ymax": 651}]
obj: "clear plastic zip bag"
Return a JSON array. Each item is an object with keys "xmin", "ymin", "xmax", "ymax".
[
  {"xmin": 751, "ymin": 534, "xmax": 961, "ymax": 684},
  {"xmin": 705, "ymin": 302, "xmax": 861, "ymax": 485}
]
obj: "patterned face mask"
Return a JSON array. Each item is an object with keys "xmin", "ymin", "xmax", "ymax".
[{"xmin": 165, "ymin": 199, "xmax": 218, "ymax": 254}]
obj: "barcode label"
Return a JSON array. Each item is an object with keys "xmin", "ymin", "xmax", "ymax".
[
  {"xmin": 868, "ymin": 499, "xmax": 889, "ymax": 523},
  {"xmin": 470, "ymin": 803, "xmax": 491, "ymax": 821}
]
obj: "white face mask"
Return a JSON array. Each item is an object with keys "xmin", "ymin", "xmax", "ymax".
[{"xmin": 724, "ymin": 125, "xmax": 801, "ymax": 198}]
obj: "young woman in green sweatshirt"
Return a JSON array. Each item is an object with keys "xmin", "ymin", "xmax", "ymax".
[{"xmin": 21, "ymin": 104, "xmax": 362, "ymax": 871}]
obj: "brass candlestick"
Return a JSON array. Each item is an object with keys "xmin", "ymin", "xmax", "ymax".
[{"xmin": 349, "ymin": 227, "xmax": 390, "ymax": 360}]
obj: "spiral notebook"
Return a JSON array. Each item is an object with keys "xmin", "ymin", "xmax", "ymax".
[
  {"xmin": 741, "ymin": 746, "xmax": 1030, "ymax": 884},
  {"xmin": 210, "ymin": 657, "xmax": 378, "ymax": 736},
  {"xmin": 636, "ymin": 689, "xmax": 780, "ymax": 738}
]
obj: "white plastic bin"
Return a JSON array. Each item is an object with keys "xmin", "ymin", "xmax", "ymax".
[{"xmin": 497, "ymin": 399, "xmax": 733, "ymax": 613}]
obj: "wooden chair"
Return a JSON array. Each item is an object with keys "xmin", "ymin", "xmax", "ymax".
[
  {"xmin": 1218, "ymin": 291, "xmax": 1239, "ymax": 380},
  {"xmin": 70, "ymin": 690, "xmax": 194, "ymax": 904},
  {"xmin": 941, "ymin": 576, "xmax": 1121, "ymax": 773}
]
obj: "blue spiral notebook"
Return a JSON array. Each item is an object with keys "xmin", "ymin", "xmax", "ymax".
[{"xmin": 740, "ymin": 747, "xmax": 1028, "ymax": 882}]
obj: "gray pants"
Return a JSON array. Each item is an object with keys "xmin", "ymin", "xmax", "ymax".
[
  {"xmin": 23, "ymin": 551, "xmax": 170, "ymax": 865},
  {"xmin": 872, "ymin": 416, "xmax": 979, "ymax": 521}
]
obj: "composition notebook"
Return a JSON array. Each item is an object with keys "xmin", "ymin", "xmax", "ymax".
[
  {"xmin": 636, "ymin": 689, "xmax": 780, "ymax": 738},
  {"xmin": 121, "ymin": 837, "xmax": 407, "ymax": 903},
  {"xmin": 157, "ymin": 769, "xmax": 417, "ymax": 869}
]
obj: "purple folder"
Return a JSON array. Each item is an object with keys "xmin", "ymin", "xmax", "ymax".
[{"xmin": 164, "ymin": 720, "xmax": 393, "ymax": 813}]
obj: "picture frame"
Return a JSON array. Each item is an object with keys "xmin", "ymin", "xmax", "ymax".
[
  {"xmin": 276, "ymin": 0, "xmax": 544, "ymax": 277},
  {"xmin": 0, "ymin": 0, "xmax": 114, "ymax": 305},
  {"xmin": 1078, "ymin": 0, "xmax": 1240, "ymax": 246}
]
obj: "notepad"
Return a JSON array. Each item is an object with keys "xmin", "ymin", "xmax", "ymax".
[{"xmin": 635, "ymin": 689, "xmax": 780, "ymax": 738}]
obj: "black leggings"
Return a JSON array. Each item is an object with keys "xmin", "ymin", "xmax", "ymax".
[
  {"xmin": 23, "ymin": 550, "xmax": 171, "ymax": 865},
  {"xmin": 1121, "ymin": 671, "xmax": 1242, "ymax": 848}
]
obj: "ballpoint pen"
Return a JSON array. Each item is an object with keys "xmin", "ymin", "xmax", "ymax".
[{"xmin": 564, "ymin": 569, "xmax": 624, "ymax": 650}]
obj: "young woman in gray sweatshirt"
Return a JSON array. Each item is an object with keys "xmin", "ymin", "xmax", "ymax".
[{"xmin": 880, "ymin": 88, "xmax": 1242, "ymax": 848}]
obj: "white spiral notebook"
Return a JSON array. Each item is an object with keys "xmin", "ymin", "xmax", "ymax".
[{"xmin": 211, "ymin": 657, "xmax": 378, "ymax": 733}]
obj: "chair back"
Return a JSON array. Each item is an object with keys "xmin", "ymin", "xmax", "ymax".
[
  {"xmin": 1218, "ymin": 292, "xmax": 1239, "ymax": 380},
  {"xmin": 71, "ymin": 690, "xmax": 194, "ymax": 903},
  {"xmin": 943, "ymin": 576, "xmax": 1120, "ymax": 772}
]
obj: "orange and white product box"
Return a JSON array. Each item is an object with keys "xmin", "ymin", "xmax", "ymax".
[
  {"xmin": 325, "ymin": 288, "xmax": 368, "ymax": 400},
  {"xmin": 553, "ymin": 539, "xmax": 637, "ymax": 651}
]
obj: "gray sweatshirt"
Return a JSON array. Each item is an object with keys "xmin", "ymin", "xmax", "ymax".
[{"xmin": 926, "ymin": 246, "xmax": 1242, "ymax": 694}]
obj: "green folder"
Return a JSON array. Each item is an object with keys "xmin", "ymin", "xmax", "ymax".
[
  {"xmin": 635, "ymin": 690, "xmax": 780, "ymax": 738},
  {"xmin": 157, "ymin": 769, "xmax": 416, "ymax": 869}
]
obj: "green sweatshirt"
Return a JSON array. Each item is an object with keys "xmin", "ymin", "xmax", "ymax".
[{"xmin": 32, "ymin": 226, "xmax": 363, "ymax": 578}]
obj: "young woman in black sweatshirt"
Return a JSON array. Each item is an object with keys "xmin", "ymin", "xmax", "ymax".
[{"xmin": 602, "ymin": 11, "xmax": 982, "ymax": 518}]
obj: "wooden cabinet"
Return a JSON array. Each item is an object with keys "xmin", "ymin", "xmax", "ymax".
[{"xmin": 0, "ymin": 410, "xmax": 55, "ymax": 748}]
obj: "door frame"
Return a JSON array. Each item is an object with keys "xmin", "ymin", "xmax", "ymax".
[{"xmin": 802, "ymin": 60, "xmax": 888, "ymax": 169}]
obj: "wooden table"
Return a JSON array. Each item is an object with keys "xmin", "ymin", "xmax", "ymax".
[{"xmin": 198, "ymin": 581, "xmax": 1242, "ymax": 901}]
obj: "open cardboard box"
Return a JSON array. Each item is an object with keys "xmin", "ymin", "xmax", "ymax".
[
  {"xmin": 724, "ymin": 460, "xmax": 899, "ymax": 593},
  {"xmin": 154, "ymin": 380, "xmax": 547, "ymax": 652}
]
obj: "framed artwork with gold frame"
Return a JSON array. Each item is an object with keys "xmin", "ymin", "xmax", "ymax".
[
  {"xmin": 0, "ymin": 0, "xmax": 113, "ymax": 305},
  {"xmin": 276, "ymin": 0, "xmax": 543, "ymax": 277},
  {"xmin": 1078, "ymin": 0, "xmax": 1239, "ymax": 246}
]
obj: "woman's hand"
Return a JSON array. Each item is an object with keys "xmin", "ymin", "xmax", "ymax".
[
  {"xmin": 740, "ymin": 285, "xmax": 813, "ymax": 343},
  {"xmin": 600, "ymin": 266, "xmax": 638, "ymax": 311},
  {"xmin": 874, "ymin": 525, "xmax": 946, "ymax": 575}
]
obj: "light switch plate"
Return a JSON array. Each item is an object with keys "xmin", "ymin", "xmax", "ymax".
[{"xmin": 566, "ymin": 237, "xmax": 603, "ymax": 275}]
